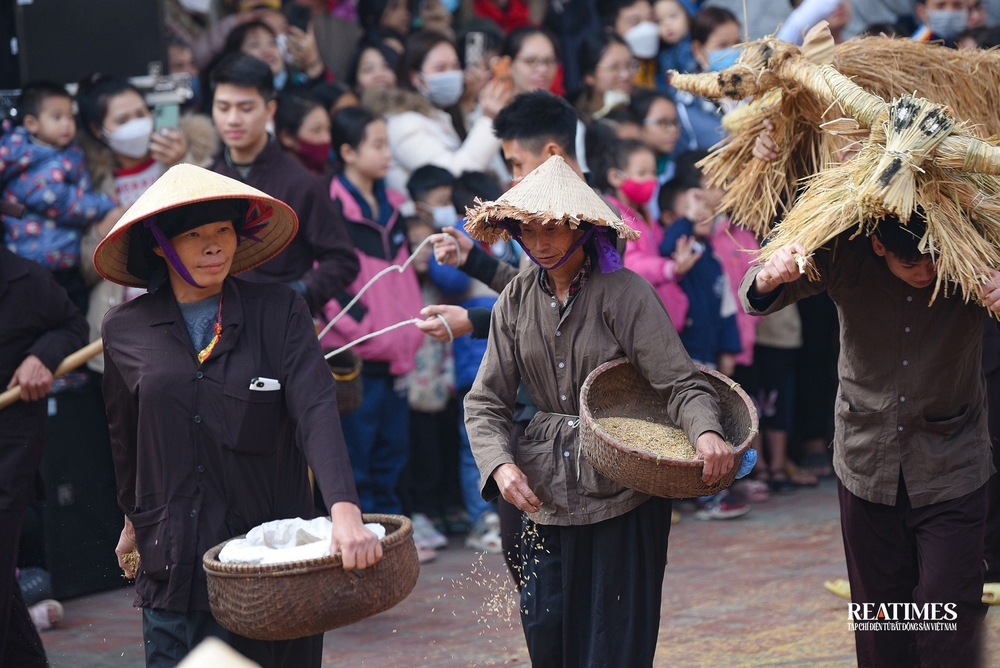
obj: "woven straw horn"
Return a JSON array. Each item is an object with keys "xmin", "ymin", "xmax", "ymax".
[
  {"xmin": 935, "ymin": 135, "xmax": 1000, "ymax": 176},
  {"xmin": 819, "ymin": 65, "xmax": 888, "ymax": 129}
]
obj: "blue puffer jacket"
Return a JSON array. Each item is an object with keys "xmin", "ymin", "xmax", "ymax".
[{"xmin": 1, "ymin": 123, "xmax": 116, "ymax": 269}]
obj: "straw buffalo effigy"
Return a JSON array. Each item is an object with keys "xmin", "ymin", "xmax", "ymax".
[{"xmin": 670, "ymin": 25, "xmax": 1000, "ymax": 303}]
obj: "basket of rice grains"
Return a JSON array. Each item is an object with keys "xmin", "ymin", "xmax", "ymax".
[
  {"xmin": 579, "ymin": 358, "xmax": 757, "ymax": 498},
  {"xmin": 203, "ymin": 514, "xmax": 418, "ymax": 640}
]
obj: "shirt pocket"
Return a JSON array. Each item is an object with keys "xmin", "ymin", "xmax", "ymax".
[
  {"xmin": 920, "ymin": 404, "xmax": 971, "ymax": 437},
  {"xmin": 576, "ymin": 453, "xmax": 624, "ymax": 500},
  {"xmin": 516, "ymin": 437, "xmax": 556, "ymax": 508},
  {"xmin": 130, "ymin": 505, "xmax": 171, "ymax": 582},
  {"xmin": 222, "ymin": 381, "xmax": 283, "ymax": 454},
  {"xmin": 836, "ymin": 396, "xmax": 885, "ymax": 476}
]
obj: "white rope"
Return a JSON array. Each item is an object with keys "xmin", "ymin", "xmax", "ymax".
[
  {"xmin": 317, "ymin": 235, "xmax": 435, "ymax": 341},
  {"xmin": 324, "ymin": 319, "xmax": 424, "ymax": 359},
  {"xmin": 435, "ymin": 313, "xmax": 455, "ymax": 342}
]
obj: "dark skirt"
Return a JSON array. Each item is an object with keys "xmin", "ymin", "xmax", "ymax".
[{"xmin": 519, "ymin": 496, "xmax": 672, "ymax": 667}]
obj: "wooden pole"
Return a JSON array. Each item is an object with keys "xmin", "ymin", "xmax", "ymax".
[{"xmin": 0, "ymin": 339, "xmax": 104, "ymax": 410}]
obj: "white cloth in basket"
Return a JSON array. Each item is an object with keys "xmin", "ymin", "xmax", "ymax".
[{"xmin": 218, "ymin": 517, "xmax": 386, "ymax": 565}]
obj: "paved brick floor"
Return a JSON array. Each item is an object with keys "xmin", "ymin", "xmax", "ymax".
[{"xmin": 38, "ymin": 479, "xmax": 1000, "ymax": 667}]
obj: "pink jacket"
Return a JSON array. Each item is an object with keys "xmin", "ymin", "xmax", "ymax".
[
  {"xmin": 320, "ymin": 179, "xmax": 425, "ymax": 376},
  {"xmin": 712, "ymin": 217, "xmax": 759, "ymax": 367},
  {"xmin": 611, "ymin": 195, "xmax": 688, "ymax": 332}
]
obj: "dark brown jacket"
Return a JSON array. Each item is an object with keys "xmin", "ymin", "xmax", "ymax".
[
  {"xmin": 0, "ymin": 247, "xmax": 88, "ymax": 510},
  {"xmin": 740, "ymin": 237, "xmax": 995, "ymax": 507},
  {"xmin": 102, "ymin": 277, "xmax": 358, "ymax": 612},
  {"xmin": 210, "ymin": 140, "xmax": 359, "ymax": 311}
]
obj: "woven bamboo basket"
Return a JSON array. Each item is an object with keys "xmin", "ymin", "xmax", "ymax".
[
  {"xmin": 203, "ymin": 514, "xmax": 418, "ymax": 640},
  {"xmin": 325, "ymin": 350, "xmax": 364, "ymax": 416},
  {"xmin": 579, "ymin": 359, "xmax": 757, "ymax": 499}
]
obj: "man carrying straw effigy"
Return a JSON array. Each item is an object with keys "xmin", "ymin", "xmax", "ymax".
[
  {"xmin": 463, "ymin": 154, "xmax": 734, "ymax": 666},
  {"xmin": 737, "ymin": 69, "xmax": 1000, "ymax": 662}
]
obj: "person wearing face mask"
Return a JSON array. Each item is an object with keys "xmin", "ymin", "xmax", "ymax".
[
  {"xmin": 407, "ymin": 165, "xmax": 461, "ymax": 230},
  {"xmin": 584, "ymin": 122, "xmax": 689, "ymax": 332},
  {"xmin": 912, "ymin": 0, "xmax": 970, "ymax": 46},
  {"xmin": 667, "ymin": 6, "xmax": 737, "ymax": 156},
  {"xmin": 275, "ymin": 91, "xmax": 332, "ymax": 175},
  {"xmin": 603, "ymin": 0, "xmax": 661, "ymax": 88},
  {"xmin": 75, "ymin": 74, "xmax": 218, "ymax": 375},
  {"xmin": 364, "ymin": 30, "xmax": 512, "ymax": 212}
]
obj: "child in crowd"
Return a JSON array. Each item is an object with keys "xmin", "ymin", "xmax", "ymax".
[
  {"xmin": 322, "ymin": 106, "xmax": 424, "ymax": 515},
  {"xmin": 409, "ymin": 167, "xmax": 512, "ymax": 553},
  {"xmin": 655, "ymin": 0, "xmax": 698, "ymax": 85},
  {"xmin": 403, "ymin": 215, "xmax": 454, "ymax": 562},
  {"xmin": 586, "ymin": 122, "xmax": 689, "ymax": 330},
  {"xmin": 407, "ymin": 165, "xmax": 460, "ymax": 230},
  {"xmin": 659, "ymin": 153, "xmax": 750, "ymax": 520},
  {"xmin": 661, "ymin": 151, "xmax": 755, "ymax": 375},
  {"xmin": 1, "ymin": 82, "xmax": 119, "ymax": 311}
]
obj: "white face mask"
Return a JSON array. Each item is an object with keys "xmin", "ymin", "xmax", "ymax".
[
  {"xmin": 103, "ymin": 117, "xmax": 153, "ymax": 159},
  {"xmin": 429, "ymin": 205, "xmax": 459, "ymax": 229},
  {"xmin": 178, "ymin": 0, "xmax": 212, "ymax": 14},
  {"xmin": 418, "ymin": 70, "xmax": 465, "ymax": 108},
  {"xmin": 623, "ymin": 21, "xmax": 661, "ymax": 59},
  {"xmin": 926, "ymin": 9, "xmax": 969, "ymax": 39}
]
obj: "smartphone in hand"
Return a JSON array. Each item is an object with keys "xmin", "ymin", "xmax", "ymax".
[{"xmin": 153, "ymin": 104, "xmax": 180, "ymax": 133}]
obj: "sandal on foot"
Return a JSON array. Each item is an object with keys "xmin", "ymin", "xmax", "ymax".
[
  {"xmin": 786, "ymin": 462, "xmax": 819, "ymax": 487},
  {"xmin": 768, "ymin": 470, "xmax": 795, "ymax": 493},
  {"xmin": 824, "ymin": 579, "xmax": 852, "ymax": 600}
]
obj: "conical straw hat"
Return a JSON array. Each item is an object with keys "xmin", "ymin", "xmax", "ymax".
[
  {"xmin": 464, "ymin": 155, "xmax": 639, "ymax": 244},
  {"xmin": 94, "ymin": 164, "xmax": 298, "ymax": 288}
]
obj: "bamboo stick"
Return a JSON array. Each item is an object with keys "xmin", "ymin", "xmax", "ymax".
[{"xmin": 0, "ymin": 339, "xmax": 104, "ymax": 410}]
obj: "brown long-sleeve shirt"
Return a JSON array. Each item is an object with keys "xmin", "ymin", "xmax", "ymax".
[
  {"xmin": 740, "ymin": 237, "xmax": 995, "ymax": 507},
  {"xmin": 102, "ymin": 278, "xmax": 358, "ymax": 612},
  {"xmin": 465, "ymin": 259, "xmax": 724, "ymax": 526}
]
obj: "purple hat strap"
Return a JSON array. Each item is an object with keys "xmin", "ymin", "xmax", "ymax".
[
  {"xmin": 497, "ymin": 220, "xmax": 623, "ymax": 273},
  {"xmin": 141, "ymin": 202, "xmax": 273, "ymax": 288},
  {"xmin": 143, "ymin": 217, "xmax": 204, "ymax": 288}
]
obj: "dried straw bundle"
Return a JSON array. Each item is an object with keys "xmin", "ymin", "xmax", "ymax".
[
  {"xmin": 759, "ymin": 71, "xmax": 1000, "ymax": 304},
  {"xmin": 671, "ymin": 33, "xmax": 1000, "ymax": 235}
]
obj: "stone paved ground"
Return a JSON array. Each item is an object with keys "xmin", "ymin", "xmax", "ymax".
[{"xmin": 40, "ymin": 480, "xmax": 1000, "ymax": 667}]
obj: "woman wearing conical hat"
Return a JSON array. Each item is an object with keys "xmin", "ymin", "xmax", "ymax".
[
  {"xmin": 463, "ymin": 155, "xmax": 734, "ymax": 666},
  {"xmin": 94, "ymin": 164, "xmax": 381, "ymax": 667}
]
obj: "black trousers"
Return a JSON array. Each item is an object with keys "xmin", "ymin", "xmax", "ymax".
[
  {"xmin": 0, "ymin": 507, "xmax": 47, "ymax": 668},
  {"xmin": 142, "ymin": 608, "xmax": 323, "ymax": 668},
  {"xmin": 983, "ymin": 367, "xmax": 1000, "ymax": 581},
  {"xmin": 839, "ymin": 475, "xmax": 988, "ymax": 668},
  {"xmin": 519, "ymin": 496, "xmax": 672, "ymax": 668}
]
